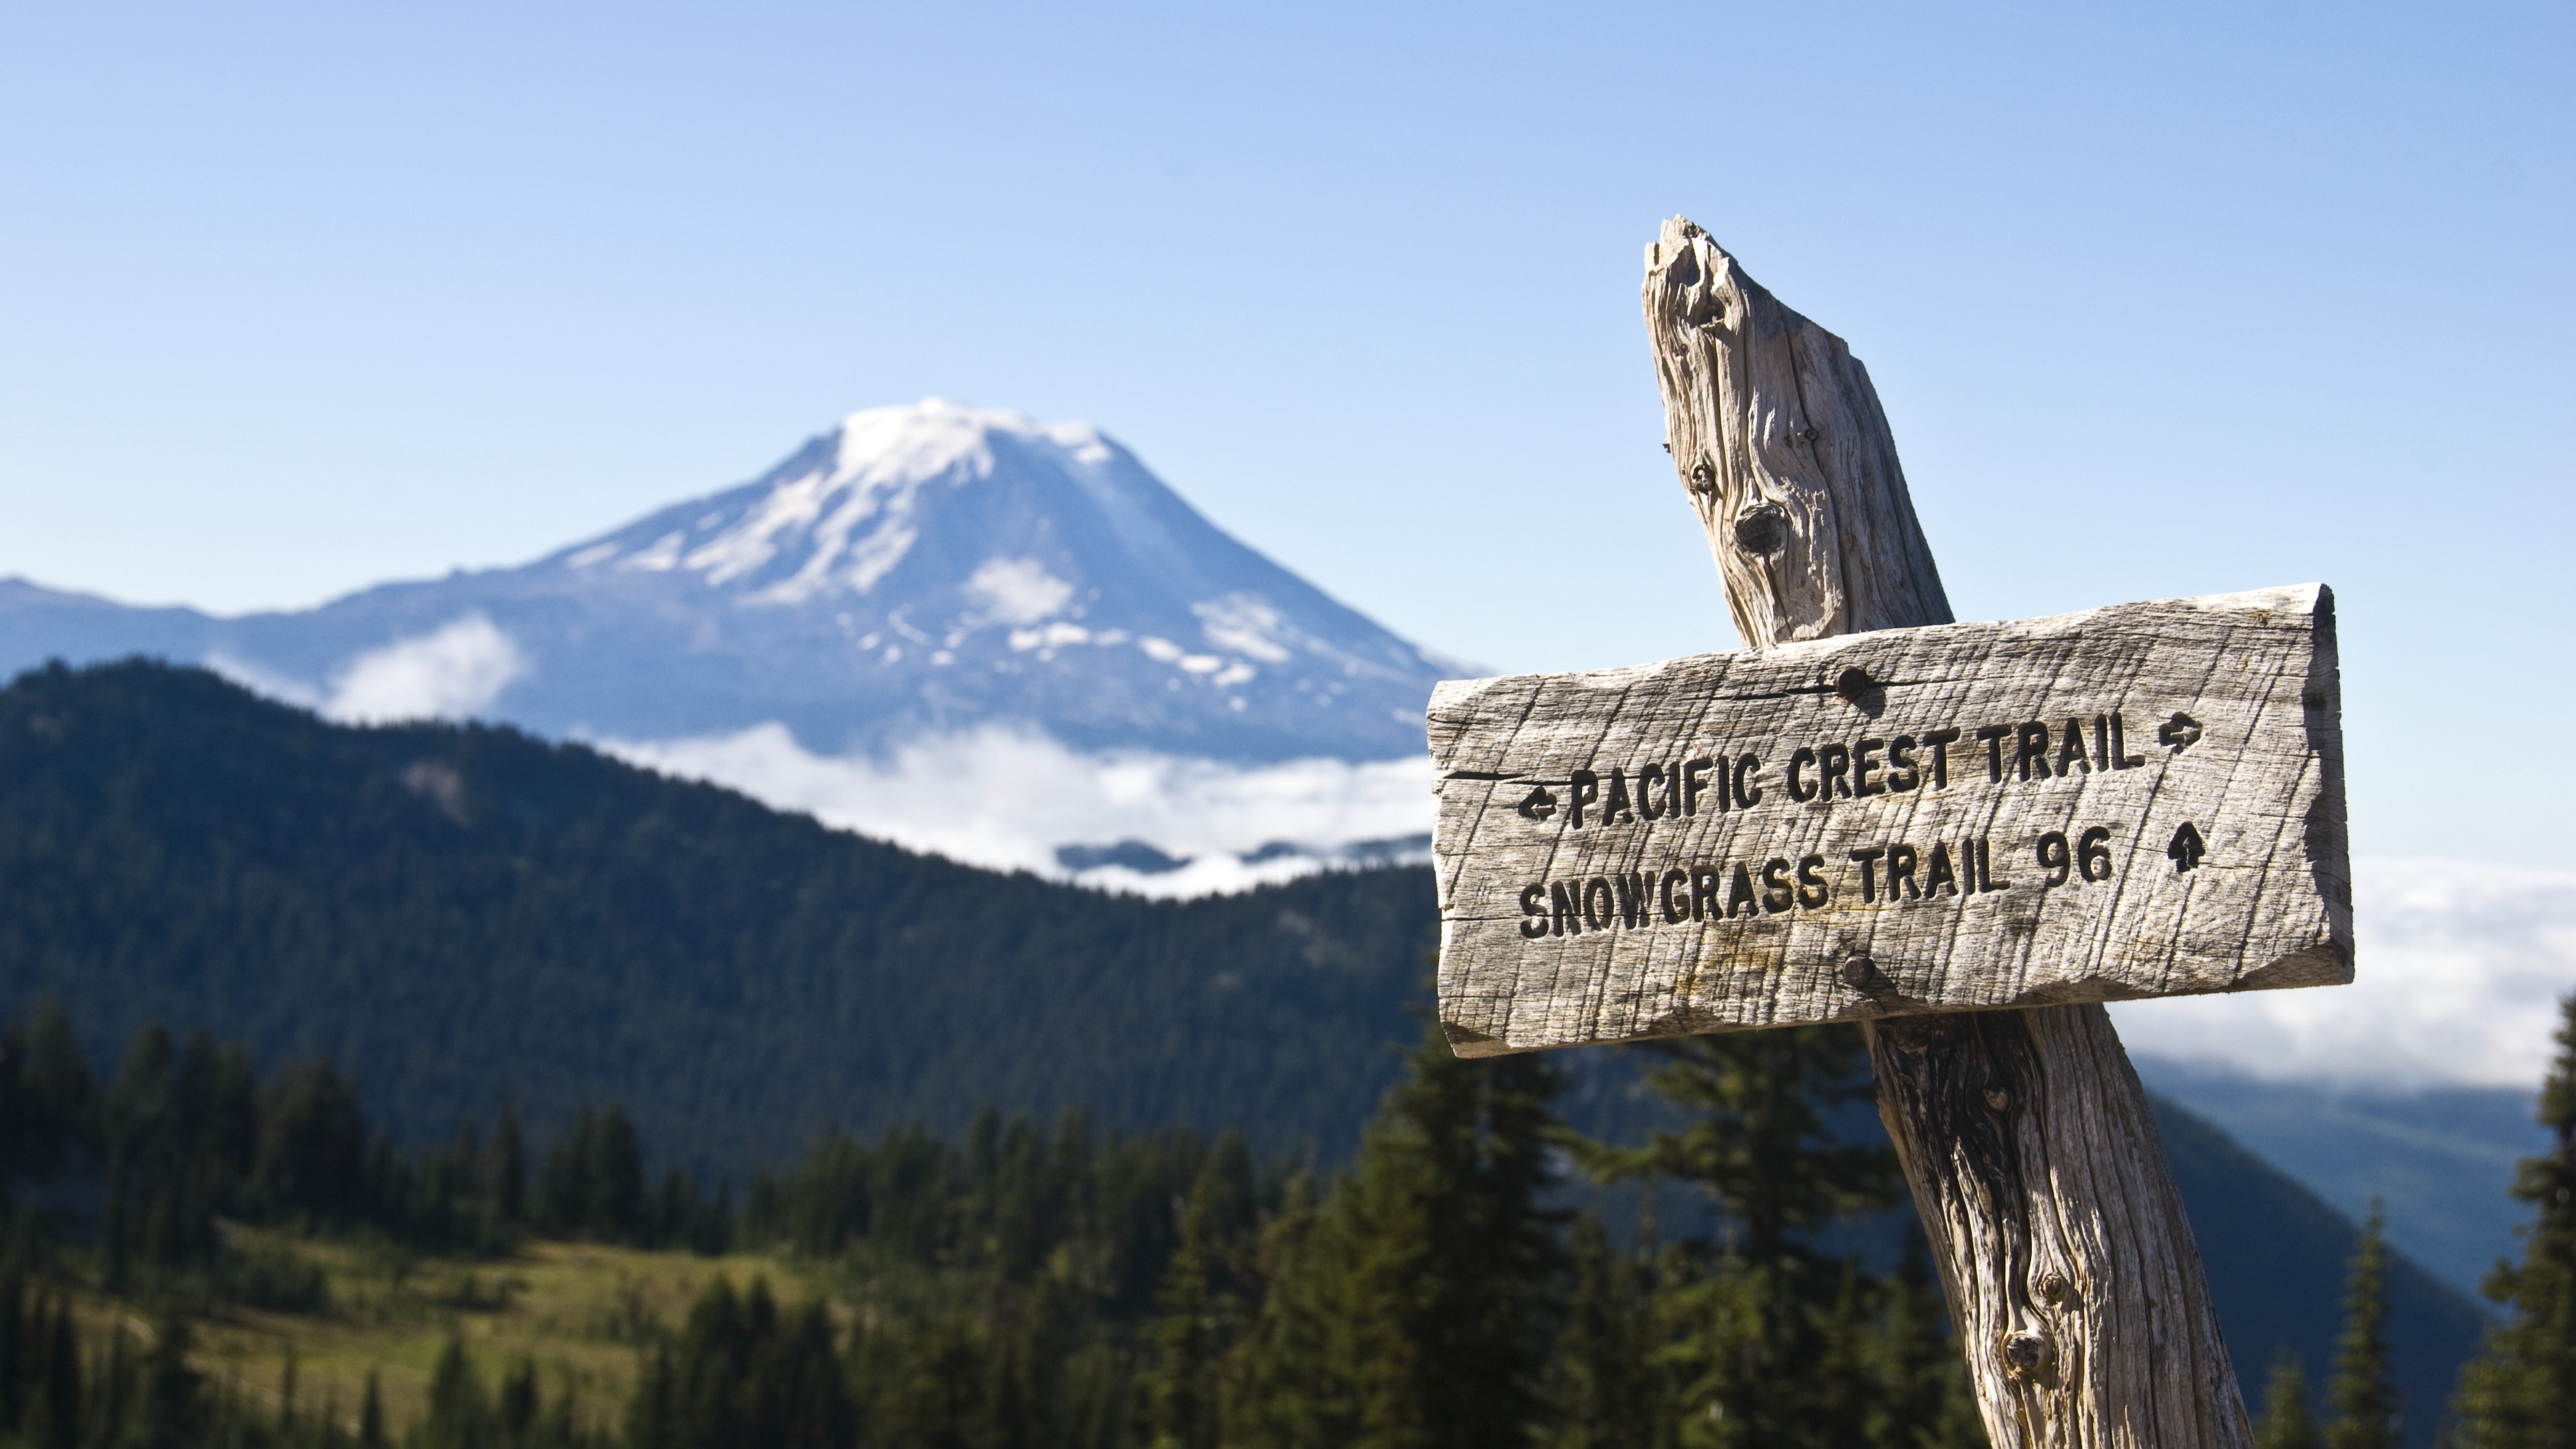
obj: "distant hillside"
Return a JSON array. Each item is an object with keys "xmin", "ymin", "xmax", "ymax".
[
  {"xmin": 0, "ymin": 660, "xmax": 2496, "ymax": 1444},
  {"xmin": 0, "ymin": 658, "xmax": 1433, "ymax": 1168},
  {"xmin": 2154, "ymin": 1098, "xmax": 2490, "ymax": 1444},
  {"xmin": 2141, "ymin": 1055, "xmax": 2541, "ymax": 1296}
]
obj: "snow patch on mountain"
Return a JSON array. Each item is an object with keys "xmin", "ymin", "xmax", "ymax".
[{"xmin": 969, "ymin": 558, "xmax": 1076, "ymax": 625}]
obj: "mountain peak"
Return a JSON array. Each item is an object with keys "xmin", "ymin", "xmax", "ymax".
[
  {"xmin": 0, "ymin": 402, "xmax": 1450, "ymax": 766},
  {"xmin": 555, "ymin": 399, "xmax": 1112, "ymax": 605}
]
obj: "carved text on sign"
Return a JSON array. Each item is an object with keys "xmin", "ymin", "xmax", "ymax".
[{"xmin": 1426, "ymin": 585, "xmax": 2350, "ymax": 1057}]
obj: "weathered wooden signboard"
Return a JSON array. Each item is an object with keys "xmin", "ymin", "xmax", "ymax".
[
  {"xmin": 1506, "ymin": 217, "xmax": 2314, "ymax": 1448},
  {"xmin": 1431, "ymin": 584, "xmax": 2350, "ymax": 1056}
]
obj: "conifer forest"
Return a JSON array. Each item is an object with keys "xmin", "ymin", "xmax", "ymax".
[{"xmin": 3, "ymin": 992, "xmax": 2572, "ymax": 1448}]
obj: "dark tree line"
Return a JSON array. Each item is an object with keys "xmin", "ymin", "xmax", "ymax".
[
  {"xmin": 3, "ymin": 1003, "xmax": 1989, "ymax": 1447},
  {"xmin": 0, "ymin": 1002, "xmax": 734, "ymax": 1300},
  {"xmin": 633, "ymin": 1021, "xmax": 1992, "ymax": 1449}
]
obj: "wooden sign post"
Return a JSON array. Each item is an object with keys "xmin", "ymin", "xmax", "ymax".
[{"xmin": 1430, "ymin": 220, "xmax": 2352, "ymax": 1448}]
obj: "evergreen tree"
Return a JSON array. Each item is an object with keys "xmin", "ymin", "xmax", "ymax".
[
  {"xmin": 1231, "ymin": 1019, "xmax": 1564, "ymax": 1449},
  {"xmin": 257, "ymin": 1062, "xmax": 370, "ymax": 1226},
  {"xmin": 279, "ymin": 1348, "xmax": 301, "ymax": 1435},
  {"xmin": 2324, "ymin": 1202, "xmax": 2400, "ymax": 1449},
  {"xmin": 1142, "ymin": 1169, "xmax": 1223, "ymax": 1449},
  {"xmin": 584, "ymin": 1106, "xmax": 645, "ymax": 1243},
  {"xmin": 88, "ymin": 1321, "xmax": 130, "ymax": 1449},
  {"xmin": 2256, "ymin": 1349, "xmax": 2323, "ymax": 1449},
  {"xmin": 752, "ymin": 1301, "xmax": 856, "ymax": 1449},
  {"xmin": 1577, "ymin": 1027, "xmax": 1897, "ymax": 1447},
  {"xmin": 1545, "ymin": 1213, "xmax": 1663, "ymax": 1449},
  {"xmin": 874, "ymin": 1317, "xmax": 987, "ymax": 1449},
  {"xmin": 2453, "ymin": 991, "xmax": 2576, "ymax": 1448},
  {"xmin": 1864, "ymin": 1238, "xmax": 1982, "ymax": 1449},
  {"xmin": 630, "ymin": 1275, "xmax": 854, "ymax": 1449},
  {"xmin": 0, "ymin": 1001, "xmax": 98, "ymax": 1192},
  {"xmin": 0, "ymin": 1269, "xmax": 24, "ymax": 1432},
  {"xmin": 497, "ymin": 1356, "xmax": 540, "ymax": 1442},
  {"xmin": 33, "ymin": 1297, "xmax": 79, "ymax": 1449},
  {"xmin": 136, "ymin": 1315, "xmax": 207, "ymax": 1449},
  {"xmin": 360, "ymin": 1372, "xmax": 388, "ymax": 1448},
  {"xmin": 490, "ymin": 1104, "xmax": 528, "ymax": 1225},
  {"xmin": 416, "ymin": 1333, "xmax": 490, "ymax": 1449},
  {"xmin": 544, "ymin": 1377, "xmax": 585, "ymax": 1449}
]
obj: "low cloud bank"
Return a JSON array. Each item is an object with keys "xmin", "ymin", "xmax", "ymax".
[
  {"xmin": 212, "ymin": 614, "xmax": 528, "ymax": 725},
  {"xmin": 601, "ymin": 722, "xmax": 1434, "ymax": 899},
  {"xmin": 2112, "ymin": 858, "xmax": 2576, "ymax": 1092}
]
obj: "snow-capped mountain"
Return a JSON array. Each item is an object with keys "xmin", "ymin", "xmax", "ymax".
[{"xmin": 0, "ymin": 401, "xmax": 1454, "ymax": 764}]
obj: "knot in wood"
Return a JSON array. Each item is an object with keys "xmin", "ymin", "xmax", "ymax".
[
  {"xmin": 1999, "ymin": 1330, "xmax": 2055, "ymax": 1382},
  {"xmin": 2036, "ymin": 1270, "xmax": 2070, "ymax": 1305},
  {"xmin": 1731, "ymin": 501, "xmax": 1786, "ymax": 553},
  {"xmin": 1689, "ymin": 460, "xmax": 1717, "ymax": 495},
  {"xmin": 1983, "ymin": 1084, "xmax": 2012, "ymax": 1114}
]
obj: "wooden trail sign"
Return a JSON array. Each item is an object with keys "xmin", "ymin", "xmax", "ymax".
[
  {"xmin": 1424, "ymin": 218, "xmax": 2336, "ymax": 1448},
  {"xmin": 1431, "ymin": 585, "xmax": 2351, "ymax": 1057}
]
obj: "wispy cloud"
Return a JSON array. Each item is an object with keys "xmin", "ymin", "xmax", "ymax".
[
  {"xmin": 2112, "ymin": 858, "xmax": 2576, "ymax": 1092},
  {"xmin": 213, "ymin": 615, "xmax": 534, "ymax": 725},
  {"xmin": 320, "ymin": 614, "xmax": 530, "ymax": 724}
]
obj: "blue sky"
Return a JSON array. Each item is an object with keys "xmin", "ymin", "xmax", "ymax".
[{"xmin": 3, "ymin": 0, "xmax": 2569, "ymax": 861}]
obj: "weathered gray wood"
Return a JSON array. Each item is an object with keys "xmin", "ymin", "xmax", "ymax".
[
  {"xmin": 1638, "ymin": 218, "xmax": 2253, "ymax": 1447},
  {"xmin": 1872, "ymin": 1003, "xmax": 2254, "ymax": 1448},
  {"xmin": 1428, "ymin": 585, "xmax": 2352, "ymax": 1056},
  {"xmin": 1641, "ymin": 216, "xmax": 1952, "ymax": 646}
]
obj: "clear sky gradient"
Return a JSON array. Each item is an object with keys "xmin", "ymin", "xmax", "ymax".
[{"xmin": 3, "ymin": 1, "xmax": 2568, "ymax": 862}]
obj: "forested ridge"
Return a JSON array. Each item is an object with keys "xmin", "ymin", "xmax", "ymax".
[
  {"xmin": 0, "ymin": 660, "xmax": 2514, "ymax": 1446},
  {"xmin": 0, "ymin": 660, "xmax": 1433, "ymax": 1168}
]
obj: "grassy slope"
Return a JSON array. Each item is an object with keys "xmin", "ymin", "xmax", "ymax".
[{"xmin": 73, "ymin": 1236, "xmax": 835, "ymax": 1438}]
